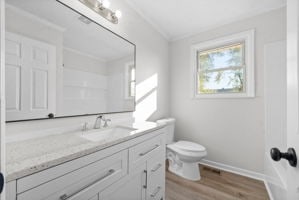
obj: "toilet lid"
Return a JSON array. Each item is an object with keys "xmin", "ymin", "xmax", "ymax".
[{"xmin": 174, "ymin": 141, "xmax": 206, "ymax": 152}]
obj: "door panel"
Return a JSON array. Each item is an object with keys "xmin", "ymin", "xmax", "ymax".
[
  {"xmin": 31, "ymin": 69, "xmax": 48, "ymax": 110},
  {"xmin": 5, "ymin": 64, "xmax": 21, "ymax": 111},
  {"xmin": 264, "ymin": 41, "xmax": 288, "ymax": 199},
  {"xmin": 5, "ymin": 32, "xmax": 25, "ymax": 119},
  {"xmin": 32, "ymin": 47, "xmax": 49, "ymax": 64},
  {"xmin": 0, "ymin": 0, "xmax": 5, "ymax": 198},
  {"xmin": 5, "ymin": 38, "xmax": 21, "ymax": 57},
  {"xmin": 286, "ymin": 0, "xmax": 299, "ymax": 199}
]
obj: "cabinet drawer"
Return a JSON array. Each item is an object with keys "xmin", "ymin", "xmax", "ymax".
[
  {"xmin": 147, "ymin": 153, "xmax": 165, "ymax": 200},
  {"xmin": 17, "ymin": 150, "xmax": 128, "ymax": 200},
  {"xmin": 129, "ymin": 135, "xmax": 164, "ymax": 170}
]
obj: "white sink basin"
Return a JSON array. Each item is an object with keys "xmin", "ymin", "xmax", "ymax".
[{"xmin": 80, "ymin": 126, "xmax": 137, "ymax": 142}]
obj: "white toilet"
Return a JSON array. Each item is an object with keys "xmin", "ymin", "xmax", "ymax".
[{"xmin": 157, "ymin": 118, "xmax": 207, "ymax": 181}]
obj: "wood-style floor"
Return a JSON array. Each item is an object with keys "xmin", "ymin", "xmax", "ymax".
[{"xmin": 165, "ymin": 164, "xmax": 270, "ymax": 200}]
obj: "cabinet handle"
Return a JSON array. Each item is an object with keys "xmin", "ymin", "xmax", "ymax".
[
  {"xmin": 139, "ymin": 145, "xmax": 159, "ymax": 157},
  {"xmin": 151, "ymin": 163, "xmax": 162, "ymax": 172},
  {"xmin": 143, "ymin": 170, "xmax": 147, "ymax": 189},
  {"xmin": 59, "ymin": 169, "xmax": 115, "ymax": 200},
  {"xmin": 150, "ymin": 186, "xmax": 161, "ymax": 198}
]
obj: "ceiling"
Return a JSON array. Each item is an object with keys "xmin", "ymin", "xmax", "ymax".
[{"xmin": 125, "ymin": 0, "xmax": 286, "ymax": 41}]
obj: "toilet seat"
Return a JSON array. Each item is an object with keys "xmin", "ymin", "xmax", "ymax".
[
  {"xmin": 167, "ymin": 141, "xmax": 207, "ymax": 158},
  {"xmin": 173, "ymin": 141, "xmax": 206, "ymax": 152}
]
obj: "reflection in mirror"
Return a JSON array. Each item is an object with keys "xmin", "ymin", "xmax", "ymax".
[{"xmin": 5, "ymin": 0, "xmax": 135, "ymax": 122}]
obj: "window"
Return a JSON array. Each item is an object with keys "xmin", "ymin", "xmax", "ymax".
[
  {"xmin": 125, "ymin": 62, "xmax": 136, "ymax": 99},
  {"xmin": 191, "ymin": 30, "xmax": 255, "ymax": 98}
]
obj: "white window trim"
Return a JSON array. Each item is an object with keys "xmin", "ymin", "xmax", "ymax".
[
  {"xmin": 124, "ymin": 61, "xmax": 135, "ymax": 100},
  {"xmin": 190, "ymin": 29, "xmax": 255, "ymax": 99}
]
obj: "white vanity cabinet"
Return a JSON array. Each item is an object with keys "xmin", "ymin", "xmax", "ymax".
[
  {"xmin": 101, "ymin": 155, "xmax": 165, "ymax": 200},
  {"xmin": 101, "ymin": 134, "xmax": 166, "ymax": 200},
  {"xmin": 6, "ymin": 128, "xmax": 166, "ymax": 200}
]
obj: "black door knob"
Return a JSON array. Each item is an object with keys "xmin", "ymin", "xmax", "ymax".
[
  {"xmin": 0, "ymin": 172, "xmax": 4, "ymax": 194},
  {"xmin": 270, "ymin": 147, "xmax": 297, "ymax": 167},
  {"xmin": 48, "ymin": 113, "xmax": 54, "ymax": 119}
]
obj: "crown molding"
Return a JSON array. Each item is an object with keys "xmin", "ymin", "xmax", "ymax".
[
  {"xmin": 170, "ymin": 4, "xmax": 286, "ymax": 42},
  {"xmin": 123, "ymin": 1, "xmax": 286, "ymax": 42},
  {"xmin": 124, "ymin": 0, "xmax": 170, "ymax": 41}
]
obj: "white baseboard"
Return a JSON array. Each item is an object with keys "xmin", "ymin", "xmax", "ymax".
[
  {"xmin": 199, "ymin": 159, "xmax": 265, "ymax": 181},
  {"xmin": 264, "ymin": 180, "xmax": 275, "ymax": 200}
]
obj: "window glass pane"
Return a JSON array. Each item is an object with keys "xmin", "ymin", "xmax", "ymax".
[
  {"xmin": 198, "ymin": 68, "xmax": 245, "ymax": 94},
  {"xmin": 130, "ymin": 82, "xmax": 135, "ymax": 97},
  {"xmin": 131, "ymin": 67, "xmax": 135, "ymax": 81},
  {"xmin": 127, "ymin": 64, "xmax": 135, "ymax": 98},
  {"xmin": 198, "ymin": 43, "xmax": 244, "ymax": 70}
]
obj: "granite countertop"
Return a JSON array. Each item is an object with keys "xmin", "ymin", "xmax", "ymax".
[{"xmin": 6, "ymin": 121, "xmax": 165, "ymax": 182}]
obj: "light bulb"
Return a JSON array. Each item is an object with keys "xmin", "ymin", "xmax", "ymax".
[
  {"xmin": 102, "ymin": 0, "xmax": 110, "ymax": 8},
  {"xmin": 115, "ymin": 10, "xmax": 122, "ymax": 18}
]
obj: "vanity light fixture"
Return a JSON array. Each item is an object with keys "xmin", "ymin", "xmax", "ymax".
[{"xmin": 79, "ymin": 0, "xmax": 122, "ymax": 24}]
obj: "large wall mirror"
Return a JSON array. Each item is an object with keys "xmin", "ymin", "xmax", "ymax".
[{"xmin": 5, "ymin": 0, "xmax": 136, "ymax": 122}]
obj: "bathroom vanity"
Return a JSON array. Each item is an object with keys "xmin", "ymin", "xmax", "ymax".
[{"xmin": 6, "ymin": 122, "xmax": 166, "ymax": 200}]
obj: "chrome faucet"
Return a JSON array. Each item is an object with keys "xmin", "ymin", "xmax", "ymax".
[
  {"xmin": 94, "ymin": 115, "xmax": 103, "ymax": 129},
  {"xmin": 94, "ymin": 115, "xmax": 111, "ymax": 129}
]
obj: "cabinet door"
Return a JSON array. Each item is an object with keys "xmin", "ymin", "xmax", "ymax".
[
  {"xmin": 146, "ymin": 153, "xmax": 165, "ymax": 200},
  {"xmin": 101, "ymin": 164, "xmax": 146, "ymax": 200},
  {"xmin": 5, "ymin": 32, "xmax": 56, "ymax": 121}
]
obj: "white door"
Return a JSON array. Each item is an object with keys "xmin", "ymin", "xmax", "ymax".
[
  {"xmin": 264, "ymin": 39, "xmax": 289, "ymax": 199},
  {"xmin": 5, "ymin": 32, "xmax": 56, "ymax": 121},
  {"xmin": 0, "ymin": 0, "xmax": 5, "ymax": 199},
  {"xmin": 286, "ymin": 0, "xmax": 299, "ymax": 199}
]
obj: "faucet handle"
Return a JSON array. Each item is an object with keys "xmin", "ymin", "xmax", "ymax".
[
  {"xmin": 82, "ymin": 122, "xmax": 88, "ymax": 131},
  {"xmin": 103, "ymin": 119, "xmax": 111, "ymax": 128}
]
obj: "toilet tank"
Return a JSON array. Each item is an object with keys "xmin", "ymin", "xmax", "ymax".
[{"xmin": 156, "ymin": 118, "xmax": 176, "ymax": 145}]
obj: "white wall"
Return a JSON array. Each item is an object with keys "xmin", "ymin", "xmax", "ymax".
[
  {"xmin": 63, "ymin": 48, "xmax": 107, "ymax": 75},
  {"xmin": 169, "ymin": 8, "xmax": 286, "ymax": 174},
  {"xmin": 6, "ymin": 0, "xmax": 169, "ymax": 135},
  {"xmin": 60, "ymin": 49, "xmax": 108, "ymax": 116}
]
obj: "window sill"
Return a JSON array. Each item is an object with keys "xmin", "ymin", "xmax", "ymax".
[{"xmin": 193, "ymin": 93, "xmax": 255, "ymax": 99}]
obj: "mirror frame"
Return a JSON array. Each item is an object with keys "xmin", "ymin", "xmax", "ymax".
[{"xmin": 6, "ymin": 0, "xmax": 136, "ymax": 123}]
